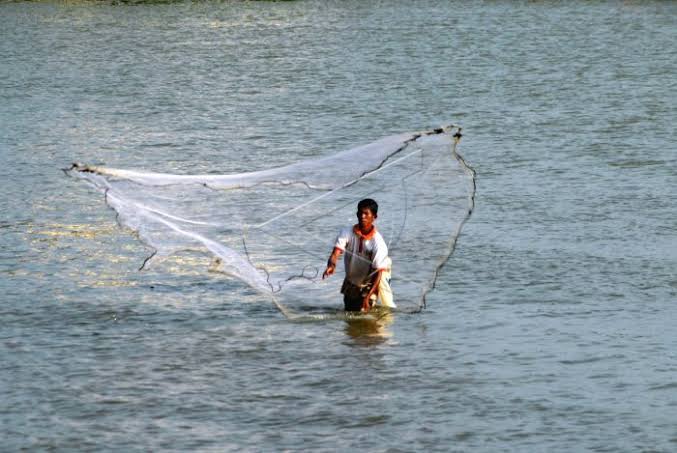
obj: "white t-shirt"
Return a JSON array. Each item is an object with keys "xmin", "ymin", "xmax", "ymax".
[{"xmin": 334, "ymin": 225, "xmax": 389, "ymax": 287}]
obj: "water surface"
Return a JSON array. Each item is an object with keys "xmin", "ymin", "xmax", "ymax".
[{"xmin": 1, "ymin": 1, "xmax": 676, "ymax": 451}]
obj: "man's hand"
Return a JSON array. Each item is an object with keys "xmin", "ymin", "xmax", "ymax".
[
  {"xmin": 361, "ymin": 296, "xmax": 371, "ymax": 313},
  {"xmin": 322, "ymin": 264, "xmax": 335, "ymax": 279},
  {"xmin": 323, "ymin": 247, "xmax": 342, "ymax": 279},
  {"xmin": 361, "ymin": 269, "xmax": 382, "ymax": 312}
]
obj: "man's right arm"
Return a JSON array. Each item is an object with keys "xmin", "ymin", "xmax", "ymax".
[{"xmin": 322, "ymin": 247, "xmax": 342, "ymax": 279}]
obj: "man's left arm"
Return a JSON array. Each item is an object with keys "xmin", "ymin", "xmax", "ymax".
[
  {"xmin": 362, "ymin": 269, "xmax": 382, "ymax": 312},
  {"xmin": 362, "ymin": 235, "xmax": 388, "ymax": 311}
]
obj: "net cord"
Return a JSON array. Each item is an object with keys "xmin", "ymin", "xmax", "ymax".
[{"xmin": 251, "ymin": 146, "xmax": 424, "ymax": 230}]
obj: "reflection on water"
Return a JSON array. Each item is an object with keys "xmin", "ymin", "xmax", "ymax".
[{"xmin": 344, "ymin": 308, "xmax": 394, "ymax": 345}]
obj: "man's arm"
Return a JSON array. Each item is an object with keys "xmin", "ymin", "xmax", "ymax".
[
  {"xmin": 361, "ymin": 269, "xmax": 383, "ymax": 312},
  {"xmin": 322, "ymin": 247, "xmax": 342, "ymax": 279},
  {"xmin": 363, "ymin": 234, "xmax": 388, "ymax": 312}
]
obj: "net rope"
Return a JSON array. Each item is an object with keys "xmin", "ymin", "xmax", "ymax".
[{"xmin": 66, "ymin": 126, "xmax": 475, "ymax": 320}]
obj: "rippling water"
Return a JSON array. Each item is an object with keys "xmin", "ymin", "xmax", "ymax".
[{"xmin": 2, "ymin": 1, "xmax": 676, "ymax": 451}]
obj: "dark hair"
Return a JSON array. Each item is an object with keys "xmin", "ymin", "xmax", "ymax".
[{"xmin": 357, "ymin": 198, "xmax": 378, "ymax": 216}]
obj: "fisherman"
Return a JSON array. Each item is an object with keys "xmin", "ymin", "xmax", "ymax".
[{"xmin": 322, "ymin": 198, "xmax": 394, "ymax": 312}]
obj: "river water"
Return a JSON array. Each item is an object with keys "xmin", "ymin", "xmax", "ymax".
[{"xmin": 1, "ymin": 1, "xmax": 676, "ymax": 451}]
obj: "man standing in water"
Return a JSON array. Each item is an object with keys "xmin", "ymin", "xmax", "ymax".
[{"xmin": 322, "ymin": 199, "xmax": 393, "ymax": 312}]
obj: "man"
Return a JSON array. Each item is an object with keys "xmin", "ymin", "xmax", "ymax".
[{"xmin": 322, "ymin": 198, "xmax": 394, "ymax": 312}]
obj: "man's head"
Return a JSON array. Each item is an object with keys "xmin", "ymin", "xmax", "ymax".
[
  {"xmin": 356, "ymin": 199, "xmax": 378, "ymax": 230},
  {"xmin": 357, "ymin": 199, "xmax": 378, "ymax": 216}
]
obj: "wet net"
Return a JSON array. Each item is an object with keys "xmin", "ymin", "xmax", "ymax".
[{"xmin": 67, "ymin": 126, "xmax": 475, "ymax": 319}]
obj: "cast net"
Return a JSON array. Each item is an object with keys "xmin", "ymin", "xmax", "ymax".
[{"xmin": 67, "ymin": 126, "xmax": 475, "ymax": 319}]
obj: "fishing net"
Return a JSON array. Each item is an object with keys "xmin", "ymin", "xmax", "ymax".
[{"xmin": 67, "ymin": 126, "xmax": 475, "ymax": 319}]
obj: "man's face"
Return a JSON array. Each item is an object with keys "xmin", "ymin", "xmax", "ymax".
[{"xmin": 356, "ymin": 207, "xmax": 376, "ymax": 230}]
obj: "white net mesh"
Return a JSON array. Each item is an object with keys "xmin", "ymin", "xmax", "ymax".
[{"xmin": 67, "ymin": 126, "xmax": 475, "ymax": 319}]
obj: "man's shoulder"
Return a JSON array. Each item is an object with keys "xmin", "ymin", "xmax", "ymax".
[
  {"xmin": 337, "ymin": 226, "xmax": 354, "ymax": 237},
  {"xmin": 373, "ymin": 230, "xmax": 388, "ymax": 247}
]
